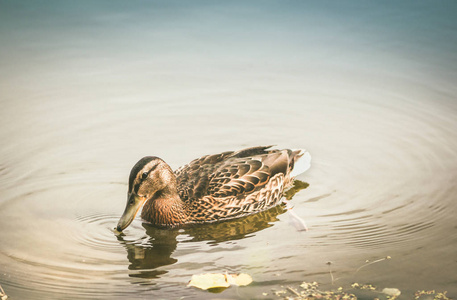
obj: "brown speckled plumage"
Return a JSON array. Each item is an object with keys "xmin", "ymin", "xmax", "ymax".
[{"xmin": 116, "ymin": 146, "xmax": 310, "ymax": 230}]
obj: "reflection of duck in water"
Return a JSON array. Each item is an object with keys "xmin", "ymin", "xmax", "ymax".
[
  {"xmin": 116, "ymin": 226, "xmax": 179, "ymax": 279},
  {"xmin": 116, "ymin": 196, "xmax": 308, "ymax": 279},
  {"xmin": 116, "ymin": 146, "xmax": 311, "ymax": 231}
]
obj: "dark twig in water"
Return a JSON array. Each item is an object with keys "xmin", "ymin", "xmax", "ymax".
[
  {"xmin": 287, "ymin": 286, "xmax": 301, "ymax": 297},
  {"xmin": 355, "ymin": 256, "xmax": 391, "ymax": 274}
]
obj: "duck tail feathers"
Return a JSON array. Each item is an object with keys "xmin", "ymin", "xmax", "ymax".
[{"xmin": 289, "ymin": 149, "xmax": 311, "ymax": 178}]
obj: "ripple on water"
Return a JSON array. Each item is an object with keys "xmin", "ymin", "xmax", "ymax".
[
  {"xmin": 306, "ymin": 163, "xmax": 456, "ymax": 252},
  {"xmin": 301, "ymin": 97, "xmax": 457, "ymax": 252},
  {"xmin": 75, "ymin": 214, "xmax": 127, "ymax": 252},
  {"xmin": 0, "ymin": 185, "xmax": 150, "ymax": 299},
  {"xmin": 0, "ymin": 74, "xmax": 456, "ymax": 298}
]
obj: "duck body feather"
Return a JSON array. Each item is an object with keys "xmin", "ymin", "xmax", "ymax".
[{"xmin": 117, "ymin": 146, "xmax": 311, "ymax": 230}]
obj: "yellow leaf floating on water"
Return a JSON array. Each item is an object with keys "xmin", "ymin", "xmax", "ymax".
[
  {"xmin": 187, "ymin": 273, "xmax": 230, "ymax": 290},
  {"xmin": 232, "ymin": 273, "xmax": 253, "ymax": 286},
  {"xmin": 187, "ymin": 273, "xmax": 253, "ymax": 291}
]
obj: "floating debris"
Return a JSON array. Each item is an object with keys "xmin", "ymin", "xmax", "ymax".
[
  {"xmin": 0, "ymin": 284, "xmax": 8, "ymax": 300},
  {"xmin": 273, "ymin": 289, "xmax": 287, "ymax": 297},
  {"xmin": 355, "ymin": 256, "xmax": 392, "ymax": 273},
  {"xmin": 287, "ymin": 286, "xmax": 301, "ymax": 297},
  {"xmin": 281, "ymin": 281, "xmax": 357, "ymax": 300},
  {"xmin": 353, "ymin": 283, "xmax": 376, "ymax": 291},
  {"xmin": 267, "ymin": 280, "xmax": 453, "ymax": 300},
  {"xmin": 415, "ymin": 290, "xmax": 451, "ymax": 300},
  {"xmin": 300, "ymin": 281, "xmax": 319, "ymax": 290},
  {"xmin": 256, "ymin": 255, "xmax": 452, "ymax": 300}
]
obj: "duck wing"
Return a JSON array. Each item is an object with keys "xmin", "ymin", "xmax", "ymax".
[
  {"xmin": 174, "ymin": 146, "xmax": 291, "ymax": 202},
  {"xmin": 174, "ymin": 150, "xmax": 234, "ymax": 202}
]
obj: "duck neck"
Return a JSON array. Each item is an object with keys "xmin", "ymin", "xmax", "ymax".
[{"xmin": 141, "ymin": 185, "xmax": 189, "ymax": 227}]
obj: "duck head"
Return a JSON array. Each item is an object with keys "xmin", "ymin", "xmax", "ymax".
[{"xmin": 116, "ymin": 156, "xmax": 175, "ymax": 231}]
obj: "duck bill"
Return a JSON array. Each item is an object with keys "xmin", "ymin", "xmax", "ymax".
[{"xmin": 116, "ymin": 194, "xmax": 147, "ymax": 231}]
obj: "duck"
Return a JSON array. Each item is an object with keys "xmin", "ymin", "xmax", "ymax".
[{"xmin": 116, "ymin": 146, "xmax": 311, "ymax": 231}]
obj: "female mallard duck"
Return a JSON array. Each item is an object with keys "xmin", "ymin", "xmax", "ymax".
[{"xmin": 116, "ymin": 146, "xmax": 311, "ymax": 231}]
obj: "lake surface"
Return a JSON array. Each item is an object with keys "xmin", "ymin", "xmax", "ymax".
[{"xmin": 1, "ymin": 1, "xmax": 456, "ymax": 299}]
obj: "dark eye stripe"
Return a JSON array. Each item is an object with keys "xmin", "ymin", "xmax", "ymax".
[
  {"xmin": 129, "ymin": 156, "xmax": 160, "ymax": 193},
  {"xmin": 133, "ymin": 183, "xmax": 140, "ymax": 194},
  {"xmin": 149, "ymin": 164, "xmax": 158, "ymax": 172},
  {"xmin": 141, "ymin": 164, "xmax": 158, "ymax": 180},
  {"xmin": 135, "ymin": 164, "xmax": 158, "ymax": 193}
]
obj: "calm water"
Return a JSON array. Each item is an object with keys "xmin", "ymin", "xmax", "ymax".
[{"xmin": 1, "ymin": 1, "xmax": 457, "ymax": 299}]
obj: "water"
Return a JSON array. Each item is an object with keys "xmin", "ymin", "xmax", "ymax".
[{"xmin": 1, "ymin": 1, "xmax": 457, "ymax": 299}]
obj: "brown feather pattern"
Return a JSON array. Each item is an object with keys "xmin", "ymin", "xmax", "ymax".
[{"xmin": 131, "ymin": 146, "xmax": 307, "ymax": 228}]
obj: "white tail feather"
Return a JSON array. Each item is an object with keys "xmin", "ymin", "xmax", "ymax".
[{"xmin": 290, "ymin": 150, "xmax": 311, "ymax": 178}]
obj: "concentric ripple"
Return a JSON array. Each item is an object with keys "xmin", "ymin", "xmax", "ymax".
[{"xmin": 75, "ymin": 213, "xmax": 125, "ymax": 251}]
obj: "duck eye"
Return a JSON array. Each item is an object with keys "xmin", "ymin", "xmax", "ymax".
[{"xmin": 141, "ymin": 172, "xmax": 148, "ymax": 180}]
